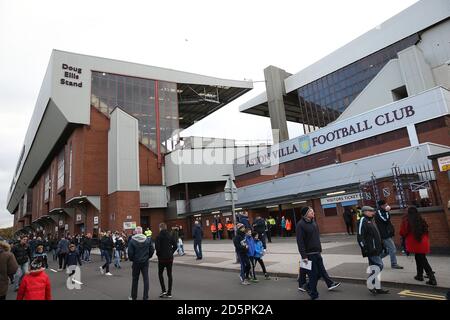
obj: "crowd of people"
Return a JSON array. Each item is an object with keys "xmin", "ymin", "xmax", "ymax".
[{"xmin": 0, "ymin": 199, "xmax": 448, "ymax": 300}]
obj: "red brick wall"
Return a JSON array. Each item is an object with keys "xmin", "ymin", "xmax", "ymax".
[
  {"xmin": 107, "ymin": 191, "xmax": 140, "ymax": 233},
  {"xmin": 82, "ymin": 108, "xmax": 109, "ymax": 195},
  {"xmin": 416, "ymin": 116, "xmax": 449, "ymax": 146},
  {"xmin": 139, "ymin": 145, "xmax": 162, "ymax": 185}
]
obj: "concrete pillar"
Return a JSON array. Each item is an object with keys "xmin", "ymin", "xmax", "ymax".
[{"xmin": 264, "ymin": 65, "xmax": 290, "ymax": 142}]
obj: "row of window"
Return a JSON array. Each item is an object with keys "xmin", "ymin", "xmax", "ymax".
[
  {"xmin": 296, "ymin": 34, "xmax": 420, "ymax": 131},
  {"xmin": 91, "ymin": 72, "xmax": 179, "ymax": 154}
]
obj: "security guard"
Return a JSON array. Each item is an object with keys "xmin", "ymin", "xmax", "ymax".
[
  {"xmin": 266, "ymin": 216, "xmax": 276, "ymax": 243},
  {"xmin": 144, "ymin": 228, "xmax": 152, "ymax": 238}
]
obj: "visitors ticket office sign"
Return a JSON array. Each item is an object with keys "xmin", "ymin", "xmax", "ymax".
[
  {"xmin": 234, "ymin": 88, "xmax": 450, "ymax": 176},
  {"xmin": 320, "ymin": 193, "xmax": 361, "ymax": 205}
]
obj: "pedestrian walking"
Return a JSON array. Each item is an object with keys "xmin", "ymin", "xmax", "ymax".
[
  {"xmin": 296, "ymin": 207, "xmax": 341, "ymax": 300},
  {"xmin": 357, "ymin": 206, "xmax": 390, "ymax": 294},
  {"xmin": 234, "ymin": 224, "xmax": 251, "ymax": 285},
  {"xmin": 49, "ymin": 236, "xmax": 58, "ymax": 261},
  {"xmin": 400, "ymin": 206, "xmax": 437, "ymax": 286},
  {"xmin": 375, "ymin": 199, "xmax": 403, "ymax": 269},
  {"xmin": 99, "ymin": 231, "xmax": 114, "ymax": 276},
  {"xmin": 33, "ymin": 245, "xmax": 48, "ymax": 269},
  {"xmin": 16, "ymin": 257, "xmax": 52, "ymax": 300},
  {"xmin": 192, "ymin": 221, "xmax": 203, "ymax": 260},
  {"xmin": 343, "ymin": 207, "xmax": 355, "ymax": 235},
  {"xmin": 12, "ymin": 235, "xmax": 32, "ymax": 291},
  {"xmin": 82, "ymin": 233, "xmax": 92, "ymax": 262},
  {"xmin": 128, "ymin": 226, "xmax": 154, "ymax": 300},
  {"xmin": 172, "ymin": 227, "xmax": 185, "ymax": 256},
  {"xmin": 114, "ymin": 234, "xmax": 125, "ymax": 269},
  {"xmin": 0, "ymin": 239, "xmax": 18, "ymax": 300},
  {"xmin": 57, "ymin": 236, "xmax": 70, "ymax": 270},
  {"xmin": 247, "ymin": 231, "xmax": 270, "ymax": 281},
  {"xmin": 155, "ymin": 223, "xmax": 177, "ymax": 298},
  {"xmin": 252, "ymin": 216, "xmax": 267, "ymax": 249},
  {"xmin": 65, "ymin": 244, "xmax": 82, "ymax": 284}
]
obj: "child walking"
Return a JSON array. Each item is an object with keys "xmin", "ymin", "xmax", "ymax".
[
  {"xmin": 65, "ymin": 244, "xmax": 82, "ymax": 284},
  {"xmin": 248, "ymin": 232, "xmax": 270, "ymax": 281},
  {"xmin": 16, "ymin": 257, "xmax": 52, "ymax": 300}
]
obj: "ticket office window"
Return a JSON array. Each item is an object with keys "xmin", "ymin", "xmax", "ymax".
[{"xmin": 322, "ymin": 203, "xmax": 338, "ymax": 217}]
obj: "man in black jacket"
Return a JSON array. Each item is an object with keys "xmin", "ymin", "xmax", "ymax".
[
  {"xmin": 192, "ymin": 221, "xmax": 203, "ymax": 260},
  {"xmin": 99, "ymin": 231, "xmax": 114, "ymax": 276},
  {"xmin": 252, "ymin": 216, "xmax": 267, "ymax": 249},
  {"xmin": 155, "ymin": 223, "xmax": 177, "ymax": 298},
  {"xmin": 11, "ymin": 235, "xmax": 32, "ymax": 291},
  {"xmin": 375, "ymin": 200, "xmax": 403, "ymax": 269},
  {"xmin": 357, "ymin": 206, "xmax": 389, "ymax": 294},
  {"xmin": 82, "ymin": 233, "xmax": 92, "ymax": 262},
  {"xmin": 296, "ymin": 207, "xmax": 340, "ymax": 300},
  {"xmin": 233, "ymin": 223, "xmax": 251, "ymax": 285},
  {"xmin": 128, "ymin": 226, "xmax": 155, "ymax": 300}
]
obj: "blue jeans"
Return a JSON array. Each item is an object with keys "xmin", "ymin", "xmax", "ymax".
[
  {"xmin": 114, "ymin": 250, "xmax": 122, "ymax": 267},
  {"xmin": 305, "ymin": 254, "xmax": 334, "ymax": 299},
  {"xmin": 194, "ymin": 240, "xmax": 202, "ymax": 259},
  {"xmin": 14, "ymin": 262, "xmax": 29, "ymax": 290},
  {"xmin": 83, "ymin": 249, "xmax": 91, "ymax": 261},
  {"xmin": 177, "ymin": 243, "xmax": 184, "ymax": 255},
  {"xmin": 380, "ymin": 238, "xmax": 398, "ymax": 266},
  {"xmin": 368, "ymin": 255, "xmax": 384, "ymax": 288}
]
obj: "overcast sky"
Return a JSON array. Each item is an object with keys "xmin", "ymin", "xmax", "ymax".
[{"xmin": 0, "ymin": 0, "xmax": 418, "ymax": 227}]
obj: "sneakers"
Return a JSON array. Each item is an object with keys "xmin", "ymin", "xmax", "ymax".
[
  {"xmin": 264, "ymin": 274, "xmax": 271, "ymax": 280},
  {"xmin": 165, "ymin": 293, "xmax": 173, "ymax": 298},
  {"xmin": 241, "ymin": 280, "xmax": 250, "ymax": 285},
  {"xmin": 250, "ymin": 278, "xmax": 259, "ymax": 283},
  {"xmin": 298, "ymin": 285, "xmax": 307, "ymax": 292},
  {"xmin": 159, "ymin": 292, "xmax": 167, "ymax": 298},
  {"xmin": 105, "ymin": 272, "xmax": 113, "ymax": 276},
  {"xmin": 99, "ymin": 266, "xmax": 104, "ymax": 275},
  {"xmin": 391, "ymin": 265, "xmax": 404, "ymax": 269},
  {"xmin": 57, "ymin": 268, "xmax": 63, "ymax": 271},
  {"xmin": 414, "ymin": 275, "xmax": 424, "ymax": 282},
  {"xmin": 370, "ymin": 288, "xmax": 390, "ymax": 294},
  {"xmin": 328, "ymin": 282, "xmax": 341, "ymax": 291}
]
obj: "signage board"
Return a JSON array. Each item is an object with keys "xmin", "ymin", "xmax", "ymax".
[
  {"xmin": 234, "ymin": 88, "xmax": 450, "ymax": 176},
  {"xmin": 437, "ymin": 156, "xmax": 450, "ymax": 172},
  {"xmin": 320, "ymin": 193, "xmax": 362, "ymax": 205}
]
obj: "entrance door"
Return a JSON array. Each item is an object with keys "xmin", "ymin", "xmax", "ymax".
[{"xmin": 141, "ymin": 216, "xmax": 149, "ymax": 231}]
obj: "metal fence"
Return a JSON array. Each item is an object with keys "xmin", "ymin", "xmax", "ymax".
[{"xmin": 359, "ymin": 163, "xmax": 441, "ymax": 210}]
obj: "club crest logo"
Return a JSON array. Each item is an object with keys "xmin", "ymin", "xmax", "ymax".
[{"xmin": 298, "ymin": 135, "xmax": 311, "ymax": 154}]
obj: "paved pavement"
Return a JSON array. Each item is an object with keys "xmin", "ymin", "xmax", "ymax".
[
  {"xmin": 5, "ymin": 254, "xmax": 448, "ymax": 300},
  {"xmin": 165, "ymin": 234, "xmax": 450, "ymax": 290}
]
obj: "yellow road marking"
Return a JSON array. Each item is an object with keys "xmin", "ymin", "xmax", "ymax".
[{"xmin": 398, "ymin": 290, "xmax": 446, "ymax": 300}]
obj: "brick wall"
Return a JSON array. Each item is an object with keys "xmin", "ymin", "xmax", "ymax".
[
  {"xmin": 139, "ymin": 145, "xmax": 162, "ymax": 185},
  {"xmin": 107, "ymin": 191, "xmax": 140, "ymax": 233}
]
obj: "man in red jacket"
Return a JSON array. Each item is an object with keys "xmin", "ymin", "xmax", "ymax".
[{"xmin": 16, "ymin": 256, "xmax": 52, "ymax": 300}]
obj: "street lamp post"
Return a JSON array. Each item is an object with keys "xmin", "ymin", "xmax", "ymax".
[{"xmin": 223, "ymin": 174, "xmax": 238, "ymax": 237}]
